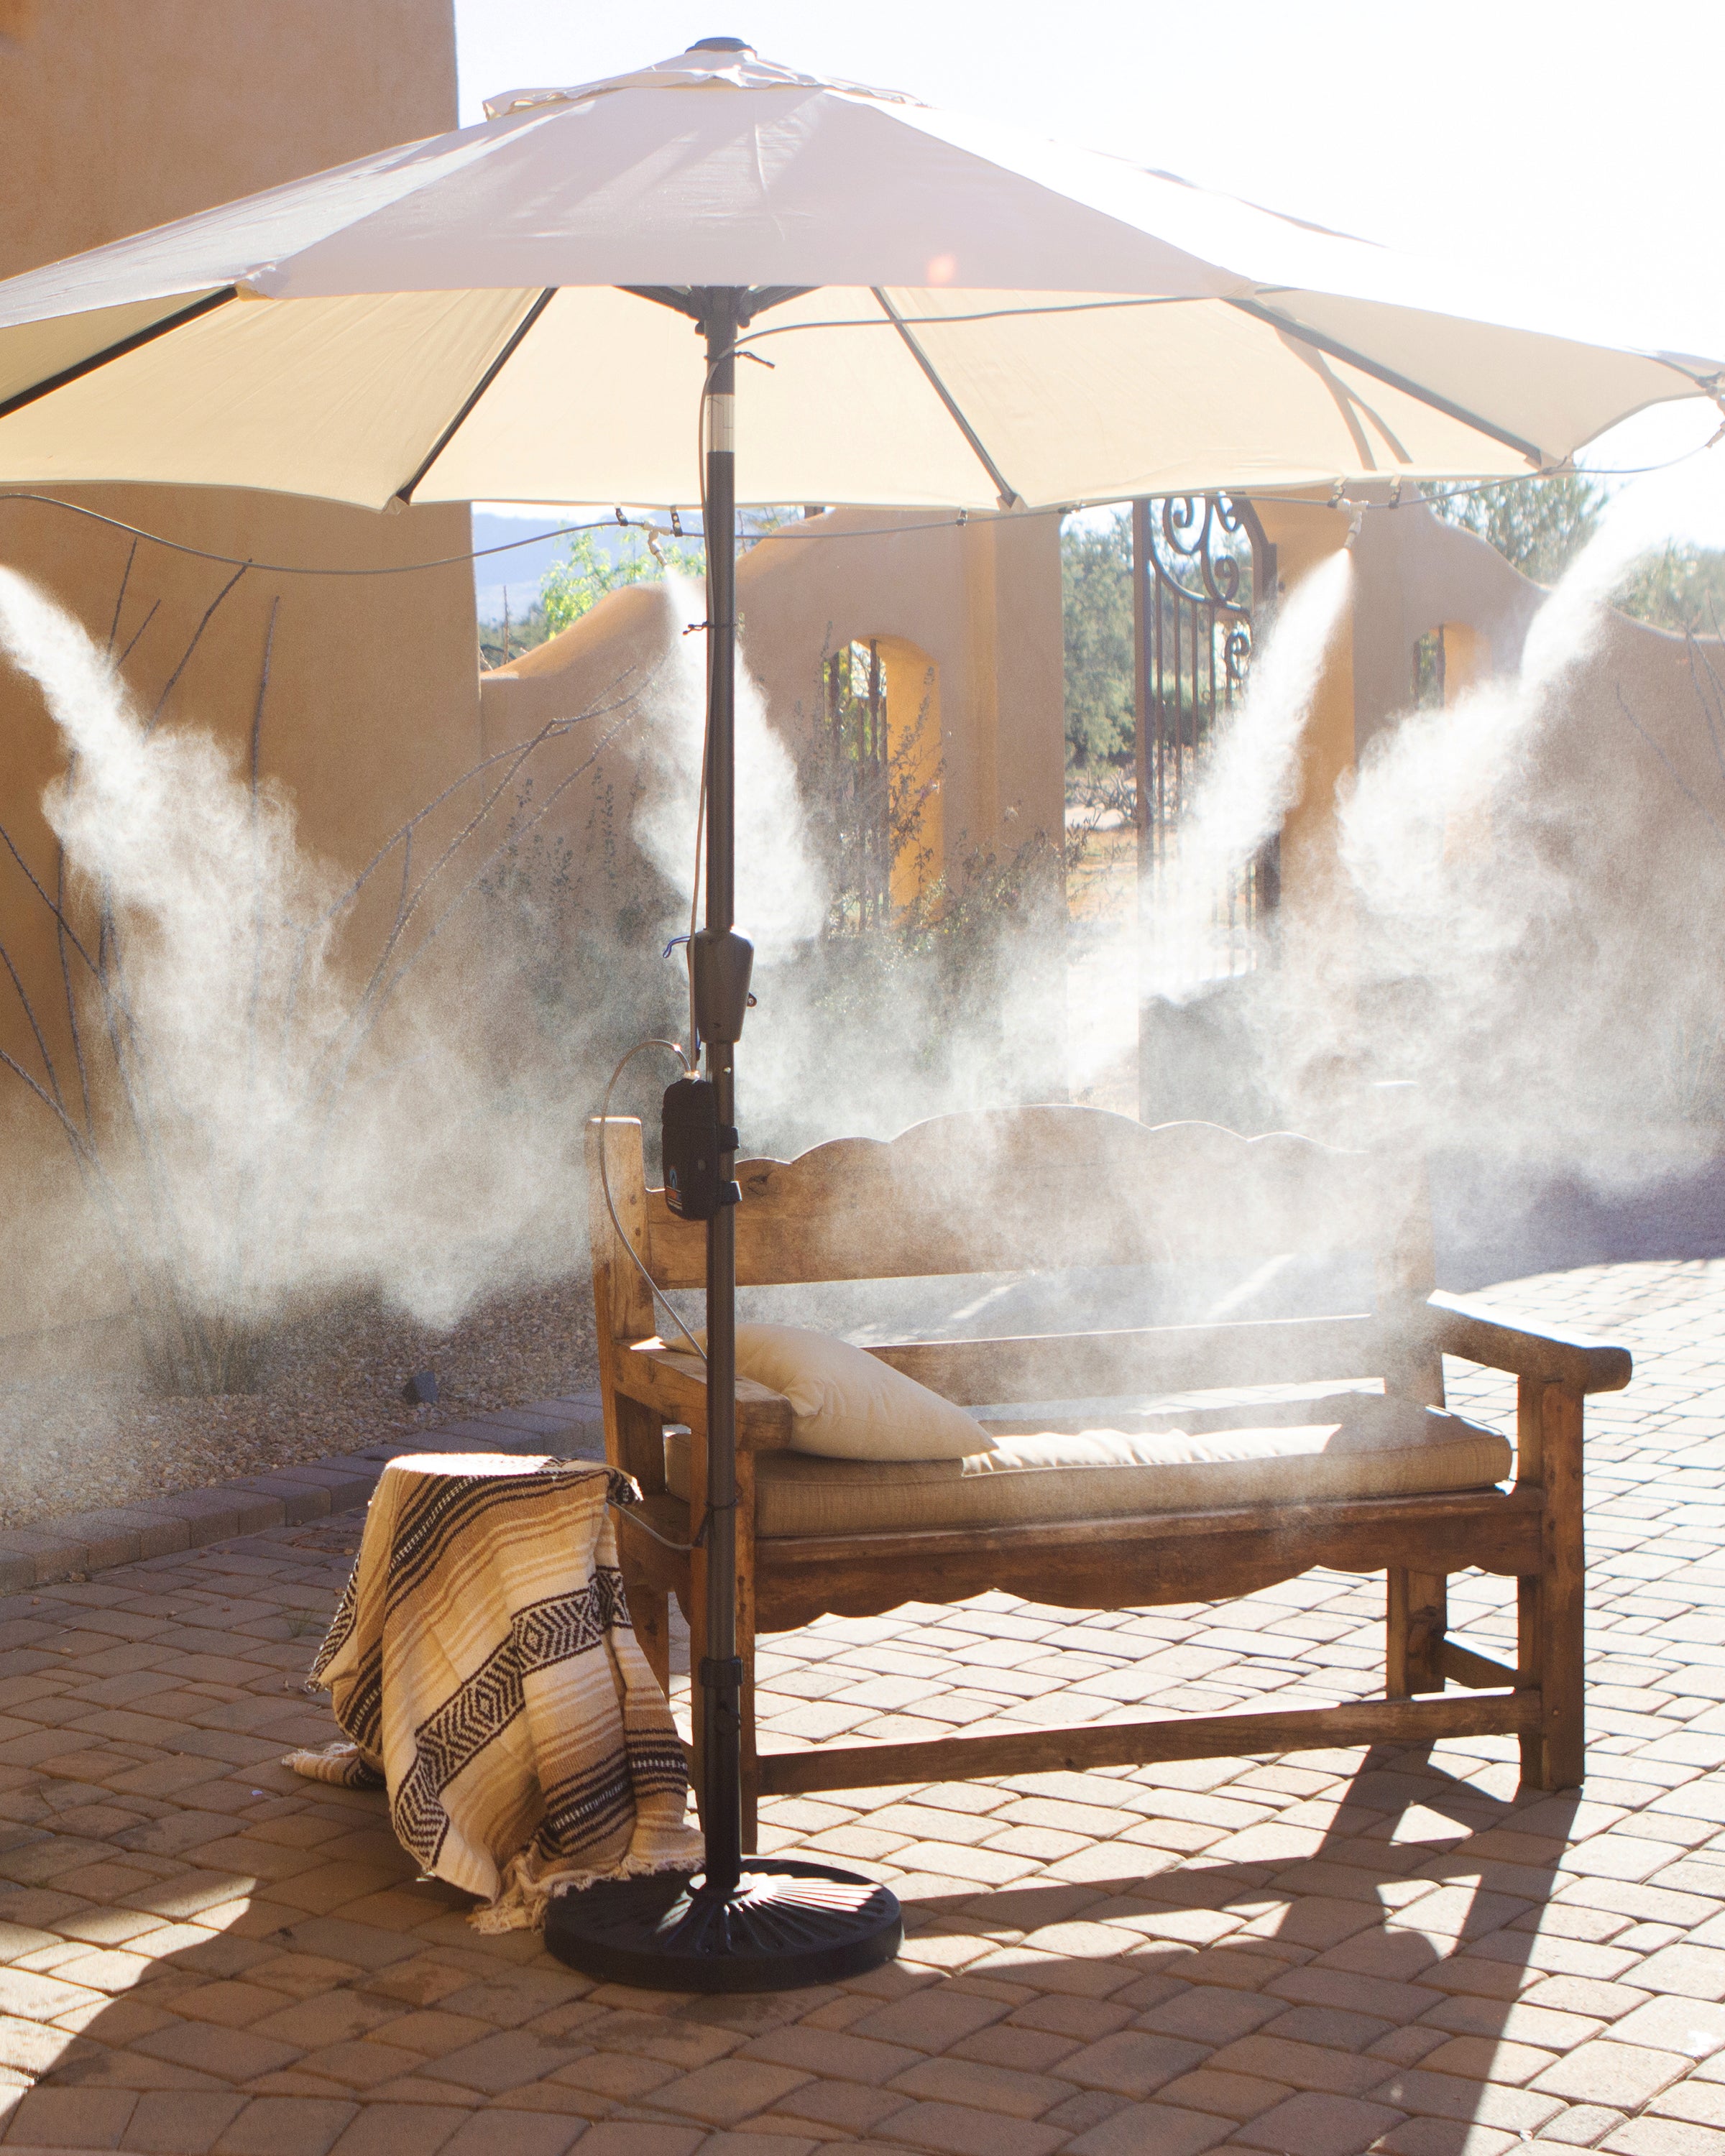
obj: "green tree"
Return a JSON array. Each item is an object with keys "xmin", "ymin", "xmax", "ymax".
[
  {"xmin": 540, "ymin": 529, "xmax": 705, "ymax": 637},
  {"xmin": 1062, "ymin": 510, "xmax": 1134, "ymax": 768},
  {"xmin": 1430, "ymin": 473, "xmax": 1725, "ymax": 633},
  {"xmin": 1619, "ymin": 543, "xmax": 1725, "ymax": 635},
  {"xmin": 1428, "ymin": 471, "xmax": 1606, "ymax": 586}
]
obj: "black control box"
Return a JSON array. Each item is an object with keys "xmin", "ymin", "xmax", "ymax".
[{"xmin": 662, "ymin": 1077, "xmax": 740, "ymax": 1222}]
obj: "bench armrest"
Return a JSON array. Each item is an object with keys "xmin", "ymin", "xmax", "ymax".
[
  {"xmin": 1422, "ymin": 1290, "xmax": 1632, "ymax": 1394},
  {"xmin": 617, "ymin": 1340, "xmax": 797, "ymax": 1448}
]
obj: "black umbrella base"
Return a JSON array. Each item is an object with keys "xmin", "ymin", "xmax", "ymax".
[{"xmin": 544, "ymin": 1858, "xmax": 902, "ymax": 1993}]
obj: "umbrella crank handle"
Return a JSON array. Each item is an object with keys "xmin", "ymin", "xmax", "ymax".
[{"xmin": 691, "ymin": 928, "xmax": 754, "ymax": 1049}]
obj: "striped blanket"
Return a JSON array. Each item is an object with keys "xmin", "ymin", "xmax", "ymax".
[{"xmin": 285, "ymin": 1453, "xmax": 701, "ymax": 1930}]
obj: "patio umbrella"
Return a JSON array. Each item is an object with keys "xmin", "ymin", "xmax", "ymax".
[
  {"xmin": 0, "ymin": 36, "xmax": 1717, "ymax": 1992},
  {"xmin": 0, "ymin": 47, "xmax": 1714, "ymax": 509}
]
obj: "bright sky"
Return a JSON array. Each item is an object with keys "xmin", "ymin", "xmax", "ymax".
[{"xmin": 454, "ymin": 0, "xmax": 1725, "ymax": 548}]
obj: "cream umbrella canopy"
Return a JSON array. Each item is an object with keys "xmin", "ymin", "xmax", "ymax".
[
  {"xmin": 0, "ymin": 42, "xmax": 1716, "ymax": 507},
  {"xmin": 1, "ymin": 34, "xmax": 1719, "ymax": 1994}
]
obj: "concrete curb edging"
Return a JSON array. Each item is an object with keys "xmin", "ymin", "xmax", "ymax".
[{"xmin": 0, "ymin": 1391, "xmax": 606, "ymax": 1593}]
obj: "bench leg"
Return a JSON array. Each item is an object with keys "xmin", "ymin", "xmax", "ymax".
[
  {"xmin": 625, "ymin": 1571, "xmax": 673, "ymax": 1701},
  {"xmin": 1519, "ymin": 1380, "xmax": 1586, "ymax": 1791},
  {"xmin": 610, "ymin": 1393, "xmax": 676, "ymax": 1706},
  {"xmin": 1386, "ymin": 1570, "xmax": 1448, "ymax": 1698}
]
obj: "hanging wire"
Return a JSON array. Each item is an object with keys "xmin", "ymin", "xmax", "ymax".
[
  {"xmin": 597, "ymin": 1038, "xmax": 706, "ymax": 1363},
  {"xmin": 4, "ymin": 430, "xmax": 1720, "ymax": 592},
  {"xmin": 596, "ymin": 1033, "xmax": 718, "ymax": 1557}
]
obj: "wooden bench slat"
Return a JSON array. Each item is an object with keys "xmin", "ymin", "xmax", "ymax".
[
  {"xmin": 755, "ymin": 1491, "xmax": 1541, "ymax": 1630},
  {"xmin": 1440, "ymin": 1640, "xmax": 1524, "ymax": 1691},
  {"xmin": 1425, "ymin": 1291, "xmax": 1633, "ymax": 1395},
  {"xmin": 758, "ymin": 1691, "xmax": 1540, "ymax": 1797},
  {"xmin": 643, "ymin": 1110, "xmax": 1402, "ymax": 1286},
  {"xmin": 870, "ymin": 1314, "xmax": 1386, "ymax": 1401}
]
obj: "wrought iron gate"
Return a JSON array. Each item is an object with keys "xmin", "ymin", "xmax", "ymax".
[
  {"xmin": 1132, "ymin": 494, "xmax": 1279, "ymax": 969},
  {"xmin": 821, "ymin": 637, "xmax": 893, "ymax": 935}
]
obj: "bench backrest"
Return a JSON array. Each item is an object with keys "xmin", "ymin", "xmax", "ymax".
[{"xmin": 587, "ymin": 1105, "xmax": 1440, "ymax": 1408}]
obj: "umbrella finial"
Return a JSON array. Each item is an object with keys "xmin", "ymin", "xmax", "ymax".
[{"xmin": 687, "ymin": 35, "xmax": 754, "ymax": 53}]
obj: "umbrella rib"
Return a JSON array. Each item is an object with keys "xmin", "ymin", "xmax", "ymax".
[
  {"xmin": 1226, "ymin": 297, "xmax": 1547, "ymax": 466},
  {"xmin": 620, "ymin": 285, "xmax": 816, "ymax": 326},
  {"xmin": 871, "ymin": 288, "xmax": 1021, "ymax": 510},
  {"xmin": 396, "ymin": 287, "xmax": 557, "ymax": 505},
  {"xmin": 743, "ymin": 285, "xmax": 817, "ymax": 321},
  {"xmin": 0, "ymin": 287, "xmax": 238, "ymax": 423},
  {"xmin": 620, "ymin": 285, "xmax": 705, "ymax": 321}
]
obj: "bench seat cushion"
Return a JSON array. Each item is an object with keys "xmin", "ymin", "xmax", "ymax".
[{"xmin": 663, "ymin": 1395, "xmax": 1512, "ymax": 1539}]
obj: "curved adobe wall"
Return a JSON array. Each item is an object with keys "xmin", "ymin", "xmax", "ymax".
[
  {"xmin": 478, "ymin": 507, "xmax": 1067, "ymax": 926},
  {"xmin": 0, "ymin": 1, "xmax": 475, "ymax": 1338}
]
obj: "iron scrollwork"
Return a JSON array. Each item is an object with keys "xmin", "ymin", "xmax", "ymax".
[
  {"xmin": 1148, "ymin": 494, "xmax": 1265, "ymax": 683},
  {"xmin": 1133, "ymin": 489, "xmax": 1282, "ymax": 988}
]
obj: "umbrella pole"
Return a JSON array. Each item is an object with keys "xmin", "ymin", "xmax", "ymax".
[
  {"xmin": 543, "ymin": 287, "xmax": 901, "ymax": 1992},
  {"xmin": 699, "ymin": 289, "xmax": 743, "ymax": 1896}
]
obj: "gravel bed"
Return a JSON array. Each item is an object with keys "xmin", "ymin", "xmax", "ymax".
[{"xmin": 0, "ymin": 1278, "xmax": 598, "ymax": 1532}]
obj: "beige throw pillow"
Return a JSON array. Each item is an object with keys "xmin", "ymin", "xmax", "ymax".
[{"xmin": 709, "ymin": 1323, "xmax": 996, "ymax": 1461}]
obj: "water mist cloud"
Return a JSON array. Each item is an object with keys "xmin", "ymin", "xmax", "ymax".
[
  {"xmin": 637, "ymin": 576, "xmax": 824, "ymax": 959},
  {"xmin": 1144, "ymin": 551, "xmax": 1352, "ymax": 1005},
  {"xmin": 1067, "ymin": 553, "xmax": 1350, "ymax": 1120},
  {"xmin": 0, "ymin": 566, "xmax": 586, "ymax": 1380},
  {"xmin": 1283, "ymin": 486, "xmax": 1725, "ymax": 1174}
]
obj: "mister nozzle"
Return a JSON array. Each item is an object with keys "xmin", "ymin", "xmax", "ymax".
[{"xmin": 1345, "ymin": 508, "xmax": 1366, "ymax": 549}]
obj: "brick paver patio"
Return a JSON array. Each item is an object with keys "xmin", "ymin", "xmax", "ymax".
[{"xmin": 1, "ymin": 1259, "xmax": 1724, "ymax": 2155}]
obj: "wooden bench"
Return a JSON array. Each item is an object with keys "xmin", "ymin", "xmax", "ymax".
[{"xmin": 587, "ymin": 1105, "xmax": 1629, "ymax": 1849}]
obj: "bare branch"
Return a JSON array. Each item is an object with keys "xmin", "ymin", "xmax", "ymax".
[
  {"xmin": 324, "ymin": 705, "xmax": 641, "ymax": 1093},
  {"xmin": 54, "ymin": 832, "xmax": 91, "ymax": 1135},
  {"xmin": 144, "ymin": 562, "xmax": 249, "ymax": 735},
  {"xmin": 250, "ymin": 597, "xmax": 278, "ymax": 805},
  {"xmin": 1684, "ymin": 626, "xmax": 1725, "ymax": 790},
  {"xmin": 0, "ymin": 1036, "xmax": 86, "ymax": 1157},
  {"xmin": 247, "ymin": 602, "xmax": 280, "ymax": 1049},
  {"xmin": 0, "ymin": 928, "xmax": 65, "ymax": 1117},
  {"xmin": 117, "ymin": 597, "xmax": 160, "ymax": 668},
  {"xmin": 319, "ymin": 659, "xmax": 657, "ymax": 929},
  {"xmin": 106, "ymin": 539, "xmax": 137, "ymax": 658},
  {"xmin": 1614, "ymin": 683, "xmax": 1725, "ymax": 847},
  {"xmin": 0, "ymin": 816, "xmax": 99, "ymax": 975},
  {"xmin": 326, "ymin": 696, "xmax": 607, "ymax": 1064}
]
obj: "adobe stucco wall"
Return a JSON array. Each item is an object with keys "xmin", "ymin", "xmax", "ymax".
[
  {"xmin": 1254, "ymin": 493, "xmax": 1725, "ymax": 929},
  {"xmin": 1254, "ymin": 493, "xmax": 1725, "ymax": 1148},
  {"xmin": 478, "ymin": 507, "xmax": 1068, "ymax": 933},
  {"xmin": 0, "ymin": 1, "xmax": 479, "ymax": 1340},
  {"xmin": 742, "ymin": 508, "xmax": 1067, "ymax": 879}
]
